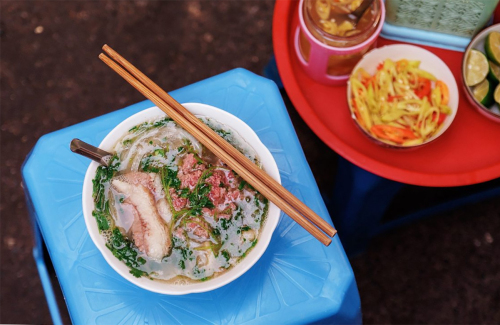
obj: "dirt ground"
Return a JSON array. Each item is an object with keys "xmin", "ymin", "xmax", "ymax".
[{"xmin": 1, "ymin": 1, "xmax": 499, "ymax": 324}]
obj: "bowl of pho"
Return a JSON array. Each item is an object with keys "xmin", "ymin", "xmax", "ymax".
[{"xmin": 82, "ymin": 103, "xmax": 281, "ymax": 295}]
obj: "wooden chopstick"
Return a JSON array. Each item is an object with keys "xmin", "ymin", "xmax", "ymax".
[
  {"xmin": 102, "ymin": 45, "xmax": 336, "ymax": 239},
  {"xmin": 99, "ymin": 50, "xmax": 336, "ymax": 246},
  {"xmin": 102, "ymin": 45, "xmax": 337, "ymax": 239}
]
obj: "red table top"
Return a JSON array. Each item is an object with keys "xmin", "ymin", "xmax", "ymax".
[{"xmin": 273, "ymin": 0, "xmax": 500, "ymax": 187}]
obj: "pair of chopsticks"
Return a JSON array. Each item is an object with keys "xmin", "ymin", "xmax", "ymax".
[{"xmin": 99, "ymin": 45, "xmax": 337, "ymax": 246}]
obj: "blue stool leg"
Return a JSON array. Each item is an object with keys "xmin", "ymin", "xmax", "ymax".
[
  {"xmin": 329, "ymin": 157, "xmax": 403, "ymax": 256},
  {"xmin": 24, "ymin": 181, "xmax": 63, "ymax": 325},
  {"xmin": 33, "ymin": 245, "xmax": 63, "ymax": 325},
  {"xmin": 263, "ymin": 54, "xmax": 284, "ymax": 89}
]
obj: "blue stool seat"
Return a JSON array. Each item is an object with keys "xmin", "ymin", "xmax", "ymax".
[{"xmin": 22, "ymin": 68, "xmax": 361, "ymax": 325}]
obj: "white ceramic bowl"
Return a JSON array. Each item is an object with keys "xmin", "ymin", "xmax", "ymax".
[
  {"xmin": 82, "ymin": 103, "xmax": 281, "ymax": 295},
  {"xmin": 462, "ymin": 23, "xmax": 500, "ymax": 123},
  {"xmin": 347, "ymin": 44, "xmax": 459, "ymax": 148}
]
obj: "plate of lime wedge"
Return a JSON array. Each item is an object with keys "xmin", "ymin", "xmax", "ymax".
[{"xmin": 462, "ymin": 24, "xmax": 500, "ymax": 122}]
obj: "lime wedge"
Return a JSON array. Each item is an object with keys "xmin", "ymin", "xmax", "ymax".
[
  {"xmin": 488, "ymin": 60, "xmax": 500, "ymax": 83},
  {"xmin": 466, "ymin": 49, "xmax": 489, "ymax": 86},
  {"xmin": 494, "ymin": 84, "xmax": 500, "ymax": 105},
  {"xmin": 473, "ymin": 78, "xmax": 494, "ymax": 107},
  {"xmin": 485, "ymin": 31, "xmax": 500, "ymax": 65}
]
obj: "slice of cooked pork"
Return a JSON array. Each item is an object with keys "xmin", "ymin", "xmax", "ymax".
[{"xmin": 112, "ymin": 173, "xmax": 171, "ymax": 261}]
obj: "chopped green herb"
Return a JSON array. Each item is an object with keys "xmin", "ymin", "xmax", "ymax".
[
  {"xmin": 186, "ymin": 182, "xmax": 214, "ymax": 216},
  {"xmin": 153, "ymin": 117, "xmax": 173, "ymax": 127},
  {"xmin": 179, "ymin": 247, "xmax": 189, "ymax": 260},
  {"xmin": 235, "ymin": 207, "xmax": 243, "ymax": 220},
  {"xmin": 92, "ymin": 155, "xmax": 119, "ymax": 232},
  {"xmin": 153, "ymin": 149, "xmax": 165, "ymax": 157},
  {"xmin": 129, "ymin": 118, "xmax": 174, "ymax": 134},
  {"xmin": 128, "ymin": 125, "xmax": 139, "ymax": 132},
  {"xmin": 161, "ymin": 167, "xmax": 181, "ymax": 190},
  {"xmin": 92, "ymin": 210, "xmax": 110, "ymax": 231},
  {"xmin": 141, "ymin": 156, "xmax": 160, "ymax": 173},
  {"xmin": 130, "ymin": 267, "xmax": 148, "ymax": 278},
  {"xmin": 254, "ymin": 195, "xmax": 260, "ymax": 207},
  {"xmin": 179, "ymin": 188, "xmax": 190, "ymax": 198},
  {"xmin": 106, "ymin": 228, "xmax": 148, "ymax": 277},
  {"xmin": 214, "ymin": 128, "xmax": 231, "ymax": 138},
  {"xmin": 128, "ymin": 122, "xmax": 148, "ymax": 133},
  {"xmin": 220, "ymin": 218, "xmax": 230, "ymax": 230}
]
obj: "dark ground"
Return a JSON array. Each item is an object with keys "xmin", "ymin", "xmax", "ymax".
[{"xmin": 1, "ymin": 1, "xmax": 499, "ymax": 324}]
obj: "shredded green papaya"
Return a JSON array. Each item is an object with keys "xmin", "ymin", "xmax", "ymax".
[{"xmin": 350, "ymin": 58, "xmax": 451, "ymax": 146}]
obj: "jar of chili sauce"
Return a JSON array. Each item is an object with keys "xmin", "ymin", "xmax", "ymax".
[{"xmin": 296, "ymin": 0, "xmax": 385, "ymax": 85}]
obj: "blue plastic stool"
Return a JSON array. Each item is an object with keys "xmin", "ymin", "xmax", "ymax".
[
  {"xmin": 263, "ymin": 55, "xmax": 284, "ymax": 89},
  {"xmin": 331, "ymin": 157, "xmax": 500, "ymax": 255},
  {"xmin": 23, "ymin": 176, "xmax": 64, "ymax": 325},
  {"xmin": 22, "ymin": 68, "xmax": 361, "ymax": 325},
  {"xmin": 329, "ymin": 157, "xmax": 403, "ymax": 256}
]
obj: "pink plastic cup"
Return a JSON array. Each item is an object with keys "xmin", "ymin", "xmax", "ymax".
[{"xmin": 295, "ymin": 0, "xmax": 386, "ymax": 86}]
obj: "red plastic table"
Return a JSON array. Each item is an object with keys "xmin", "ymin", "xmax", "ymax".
[
  {"xmin": 272, "ymin": 0, "xmax": 500, "ymax": 254},
  {"xmin": 273, "ymin": 0, "xmax": 500, "ymax": 188}
]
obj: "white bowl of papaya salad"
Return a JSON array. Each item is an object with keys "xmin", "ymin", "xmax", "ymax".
[{"xmin": 347, "ymin": 44, "xmax": 459, "ymax": 148}]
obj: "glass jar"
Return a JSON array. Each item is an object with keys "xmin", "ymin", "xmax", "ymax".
[{"xmin": 296, "ymin": 0, "xmax": 385, "ymax": 85}]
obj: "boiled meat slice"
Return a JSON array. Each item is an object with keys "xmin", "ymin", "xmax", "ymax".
[
  {"xmin": 112, "ymin": 173, "xmax": 171, "ymax": 261},
  {"xmin": 115, "ymin": 171, "xmax": 172, "ymax": 224}
]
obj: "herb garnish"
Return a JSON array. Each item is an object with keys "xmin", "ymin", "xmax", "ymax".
[
  {"xmin": 92, "ymin": 155, "xmax": 119, "ymax": 231},
  {"xmin": 129, "ymin": 117, "xmax": 174, "ymax": 133},
  {"xmin": 106, "ymin": 228, "xmax": 148, "ymax": 278}
]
